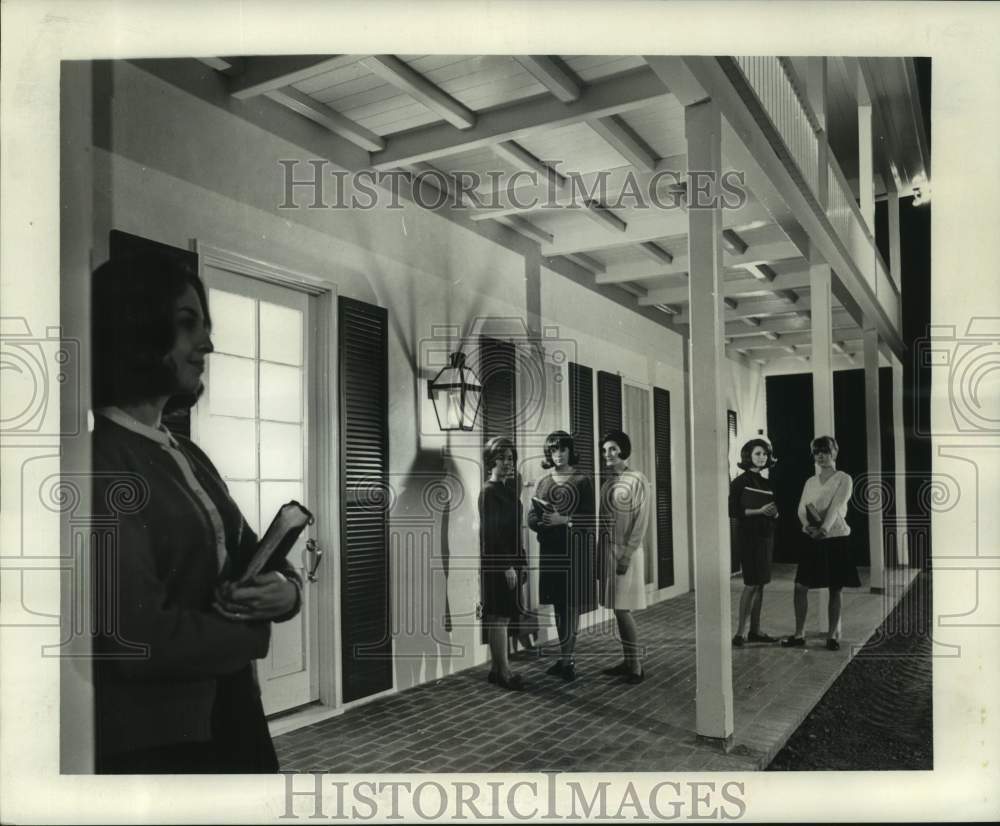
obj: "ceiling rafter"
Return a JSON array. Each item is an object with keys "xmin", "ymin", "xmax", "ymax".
[
  {"xmin": 364, "ymin": 54, "xmax": 477, "ymax": 130},
  {"xmin": 265, "ymin": 87, "xmax": 386, "ymax": 152},
  {"xmin": 228, "ymin": 55, "xmax": 364, "ymax": 99},
  {"xmin": 637, "ymin": 268, "xmax": 812, "ymax": 307},
  {"xmin": 587, "ymin": 115, "xmax": 659, "ymax": 172},
  {"xmin": 672, "ymin": 294, "xmax": 815, "ymax": 326},
  {"xmin": 369, "ymin": 66, "xmax": 672, "ymax": 170},
  {"xmin": 515, "ymin": 56, "xmax": 582, "ymax": 103}
]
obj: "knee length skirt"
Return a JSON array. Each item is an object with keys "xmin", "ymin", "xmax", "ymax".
[
  {"xmin": 795, "ymin": 536, "xmax": 861, "ymax": 589},
  {"xmin": 599, "ymin": 545, "xmax": 648, "ymax": 611}
]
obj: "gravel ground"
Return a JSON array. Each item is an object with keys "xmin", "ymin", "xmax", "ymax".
[{"xmin": 767, "ymin": 571, "xmax": 933, "ymax": 771}]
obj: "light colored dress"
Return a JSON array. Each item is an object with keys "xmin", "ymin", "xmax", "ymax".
[{"xmin": 599, "ymin": 467, "xmax": 651, "ymax": 610}]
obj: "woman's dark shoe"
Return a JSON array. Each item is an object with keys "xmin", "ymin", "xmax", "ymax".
[
  {"xmin": 561, "ymin": 662, "xmax": 577, "ymax": 682},
  {"xmin": 748, "ymin": 631, "xmax": 778, "ymax": 643},
  {"xmin": 602, "ymin": 661, "xmax": 630, "ymax": 676},
  {"xmin": 487, "ymin": 669, "xmax": 498, "ymax": 684},
  {"xmin": 780, "ymin": 636, "xmax": 806, "ymax": 648},
  {"xmin": 545, "ymin": 660, "xmax": 565, "ymax": 677},
  {"xmin": 825, "ymin": 638, "xmax": 841, "ymax": 651},
  {"xmin": 496, "ymin": 672, "xmax": 526, "ymax": 691},
  {"xmin": 731, "ymin": 634, "xmax": 745, "ymax": 647},
  {"xmin": 622, "ymin": 667, "xmax": 645, "ymax": 685}
]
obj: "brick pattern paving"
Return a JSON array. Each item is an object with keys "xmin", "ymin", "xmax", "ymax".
[{"xmin": 274, "ymin": 564, "xmax": 917, "ymax": 772}]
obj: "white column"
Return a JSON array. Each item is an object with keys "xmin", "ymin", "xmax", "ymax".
[
  {"xmin": 858, "ymin": 103, "xmax": 875, "ymax": 236},
  {"xmin": 887, "ymin": 176, "xmax": 902, "ymax": 288},
  {"xmin": 863, "ymin": 324, "xmax": 885, "ymax": 592},
  {"xmin": 685, "ymin": 99, "xmax": 733, "ymax": 744},
  {"xmin": 892, "ymin": 354, "xmax": 909, "ymax": 566}
]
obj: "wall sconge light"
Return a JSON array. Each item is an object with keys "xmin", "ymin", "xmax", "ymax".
[{"xmin": 427, "ymin": 351, "xmax": 482, "ymax": 431}]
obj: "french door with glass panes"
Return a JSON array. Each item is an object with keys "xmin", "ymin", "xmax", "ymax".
[{"xmin": 192, "ymin": 265, "xmax": 319, "ymax": 715}]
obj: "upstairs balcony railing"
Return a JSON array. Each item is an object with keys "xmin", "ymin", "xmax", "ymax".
[{"xmin": 731, "ymin": 56, "xmax": 902, "ymax": 334}]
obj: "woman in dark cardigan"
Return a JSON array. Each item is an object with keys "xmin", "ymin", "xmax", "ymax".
[
  {"xmin": 90, "ymin": 252, "xmax": 301, "ymax": 773},
  {"xmin": 729, "ymin": 438, "xmax": 780, "ymax": 646},
  {"xmin": 528, "ymin": 430, "xmax": 596, "ymax": 682},
  {"xmin": 478, "ymin": 436, "xmax": 527, "ymax": 691}
]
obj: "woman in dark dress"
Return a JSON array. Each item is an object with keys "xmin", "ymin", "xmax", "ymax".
[
  {"xmin": 478, "ymin": 436, "xmax": 527, "ymax": 690},
  {"xmin": 729, "ymin": 438, "xmax": 780, "ymax": 646},
  {"xmin": 90, "ymin": 252, "xmax": 301, "ymax": 773},
  {"xmin": 528, "ymin": 431, "xmax": 596, "ymax": 682}
]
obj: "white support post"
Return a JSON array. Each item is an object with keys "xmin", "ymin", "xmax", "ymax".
[
  {"xmin": 887, "ymin": 176, "xmax": 902, "ymax": 289},
  {"xmin": 863, "ymin": 324, "xmax": 885, "ymax": 592},
  {"xmin": 685, "ymin": 99, "xmax": 733, "ymax": 745},
  {"xmin": 892, "ymin": 354, "xmax": 909, "ymax": 566},
  {"xmin": 858, "ymin": 104, "xmax": 875, "ymax": 237}
]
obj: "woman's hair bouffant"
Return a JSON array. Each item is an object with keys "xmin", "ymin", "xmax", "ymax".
[
  {"xmin": 483, "ymin": 436, "xmax": 517, "ymax": 479},
  {"xmin": 737, "ymin": 438, "xmax": 776, "ymax": 470},
  {"xmin": 811, "ymin": 435, "xmax": 839, "ymax": 455},
  {"xmin": 541, "ymin": 430, "xmax": 580, "ymax": 469},
  {"xmin": 600, "ymin": 429, "xmax": 632, "ymax": 460}
]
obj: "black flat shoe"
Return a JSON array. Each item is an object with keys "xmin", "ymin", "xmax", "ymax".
[
  {"xmin": 780, "ymin": 636, "xmax": 806, "ymax": 648},
  {"xmin": 748, "ymin": 631, "xmax": 778, "ymax": 643},
  {"xmin": 487, "ymin": 670, "xmax": 497, "ymax": 684},
  {"xmin": 496, "ymin": 673, "xmax": 526, "ymax": 691},
  {"xmin": 825, "ymin": 638, "xmax": 841, "ymax": 651},
  {"xmin": 732, "ymin": 634, "xmax": 745, "ymax": 647},
  {"xmin": 545, "ymin": 660, "xmax": 565, "ymax": 677},
  {"xmin": 622, "ymin": 667, "xmax": 645, "ymax": 685},
  {"xmin": 602, "ymin": 661, "xmax": 630, "ymax": 676},
  {"xmin": 561, "ymin": 662, "xmax": 577, "ymax": 682}
]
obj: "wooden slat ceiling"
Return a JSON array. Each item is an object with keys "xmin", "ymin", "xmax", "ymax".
[{"xmin": 201, "ymin": 53, "xmax": 908, "ymax": 364}]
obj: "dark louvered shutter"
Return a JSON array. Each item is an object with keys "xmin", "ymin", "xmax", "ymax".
[
  {"xmin": 727, "ymin": 409, "xmax": 740, "ymax": 573},
  {"xmin": 653, "ymin": 387, "xmax": 675, "ymax": 588},
  {"xmin": 339, "ymin": 297, "xmax": 391, "ymax": 702},
  {"xmin": 568, "ymin": 363, "xmax": 594, "ymax": 480},
  {"xmin": 596, "ymin": 371, "xmax": 623, "ymax": 486}
]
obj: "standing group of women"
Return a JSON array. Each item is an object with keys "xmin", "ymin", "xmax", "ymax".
[
  {"xmin": 728, "ymin": 435, "xmax": 860, "ymax": 652},
  {"xmin": 478, "ymin": 430, "xmax": 651, "ymax": 691}
]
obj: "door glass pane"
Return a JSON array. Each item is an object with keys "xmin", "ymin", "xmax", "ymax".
[
  {"xmin": 208, "ymin": 354, "xmax": 256, "ymax": 417},
  {"xmin": 260, "ymin": 481, "xmax": 305, "ymax": 530},
  {"xmin": 260, "ymin": 302, "xmax": 303, "ymax": 365},
  {"xmin": 196, "ymin": 416, "xmax": 256, "ymax": 479},
  {"xmin": 260, "ymin": 422, "xmax": 303, "ymax": 479},
  {"xmin": 225, "ymin": 480, "xmax": 260, "ymax": 535},
  {"xmin": 208, "ymin": 288, "xmax": 256, "ymax": 358},
  {"xmin": 260, "ymin": 362, "xmax": 303, "ymax": 423}
]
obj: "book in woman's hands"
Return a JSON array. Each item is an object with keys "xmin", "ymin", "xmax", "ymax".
[
  {"xmin": 805, "ymin": 503, "xmax": 825, "ymax": 527},
  {"xmin": 238, "ymin": 500, "xmax": 314, "ymax": 584},
  {"xmin": 531, "ymin": 497, "xmax": 555, "ymax": 518},
  {"xmin": 740, "ymin": 486, "xmax": 774, "ymax": 512}
]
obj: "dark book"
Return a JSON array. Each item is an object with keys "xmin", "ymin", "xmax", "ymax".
[
  {"xmin": 805, "ymin": 503, "xmax": 825, "ymax": 528},
  {"xmin": 238, "ymin": 500, "xmax": 314, "ymax": 584},
  {"xmin": 740, "ymin": 486, "xmax": 774, "ymax": 513},
  {"xmin": 531, "ymin": 497, "xmax": 555, "ymax": 519}
]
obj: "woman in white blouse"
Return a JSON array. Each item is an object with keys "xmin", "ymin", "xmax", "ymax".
[{"xmin": 781, "ymin": 435, "xmax": 861, "ymax": 651}]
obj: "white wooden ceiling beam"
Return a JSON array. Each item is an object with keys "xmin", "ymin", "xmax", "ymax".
[
  {"xmin": 265, "ymin": 87, "xmax": 386, "ymax": 152},
  {"xmin": 726, "ymin": 309, "xmax": 854, "ymax": 338},
  {"xmin": 673, "ymin": 293, "xmax": 814, "ymax": 325},
  {"xmin": 637, "ymin": 269, "xmax": 813, "ymax": 307},
  {"xmin": 229, "ymin": 55, "xmax": 363, "ymax": 99},
  {"xmin": 543, "ymin": 198, "xmax": 775, "ymax": 258},
  {"xmin": 515, "ymin": 56, "xmax": 582, "ymax": 103},
  {"xmin": 721, "ymin": 229, "xmax": 748, "ymax": 255},
  {"xmin": 562, "ymin": 252, "xmax": 606, "ymax": 274},
  {"xmin": 364, "ymin": 54, "xmax": 476, "ymax": 130},
  {"xmin": 588, "ymin": 115, "xmax": 659, "ymax": 172},
  {"xmin": 199, "ymin": 57, "xmax": 233, "ymax": 71},
  {"xmin": 370, "ymin": 67, "xmax": 672, "ymax": 170},
  {"xmin": 594, "ymin": 239, "xmax": 801, "ymax": 284},
  {"xmin": 640, "ymin": 242, "xmax": 674, "ymax": 265},
  {"xmin": 493, "ymin": 214, "xmax": 554, "ymax": 245}
]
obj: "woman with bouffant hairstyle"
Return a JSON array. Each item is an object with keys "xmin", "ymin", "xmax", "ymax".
[
  {"xmin": 478, "ymin": 436, "xmax": 527, "ymax": 690},
  {"xmin": 598, "ymin": 430, "xmax": 651, "ymax": 684},
  {"xmin": 528, "ymin": 430, "xmax": 596, "ymax": 682},
  {"xmin": 90, "ymin": 252, "xmax": 301, "ymax": 773},
  {"xmin": 729, "ymin": 438, "xmax": 780, "ymax": 647}
]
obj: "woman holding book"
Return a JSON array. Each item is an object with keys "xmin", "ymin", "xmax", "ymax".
[
  {"xmin": 90, "ymin": 252, "xmax": 302, "ymax": 773},
  {"xmin": 781, "ymin": 435, "xmax": 861, "ymax": 651},
  {"xmin": 598, "ymin": 430, "xmax": 651, "ymax": 684},
  {"xmin": 729, "ymin": 439, "xmax": 780, "ymax": 647},
  {"xmin": 478, "ymin": 436, "xmax": 527, "ymax": 691},
  {"xmin": 529, "ymin": 430, "xmax": 596, "ymax": 681}
]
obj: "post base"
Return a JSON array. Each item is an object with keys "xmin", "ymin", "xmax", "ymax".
[
  {"xmin": 870, "ymin": 586, "xmax": 885, "ymax": 594},
  {"xmin": 696, "ymin": 733, "xmax": 735, "ymax": 753}
]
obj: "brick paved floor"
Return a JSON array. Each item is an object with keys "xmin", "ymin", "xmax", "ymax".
[{"xmin": 273, "ymin": 564, "xmax": 918, "ymax": 772}]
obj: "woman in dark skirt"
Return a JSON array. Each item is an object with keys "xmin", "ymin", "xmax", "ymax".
[
  {"xmin": 478, "ymin": 436, "xmax": 527, "ymax": 690},
  {"xmin": 781, "ymin": 435, "xmax": 861, "ymax": 651},
  {"xmin": 528, "ymin": 431, "xmax": 596, "ymax": 682},
  {"xmin": 729, "ymin": 438, "xmax": 780, "ymax": 646}
]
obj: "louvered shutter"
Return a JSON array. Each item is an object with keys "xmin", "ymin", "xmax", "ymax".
[
  {"xmin": 568, "ymin": 363, "xmax": 594, "ymax": 480},
  {"xmin": 653, "ymin": 387, "xmax": 675, "ymax": 588},
  {"xmin": 339, "ymin": 297, "xmax": 392, "ymax": 702}
]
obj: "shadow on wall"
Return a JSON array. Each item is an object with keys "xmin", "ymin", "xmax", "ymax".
[{"xmin": 389, "ymin": 448, "xmax": 482, "ymax": 689}]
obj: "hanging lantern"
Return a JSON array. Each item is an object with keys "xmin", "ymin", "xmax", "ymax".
[{"xmin": 427, "ymin": 351, "xmax": 482, "ymax": 431}]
